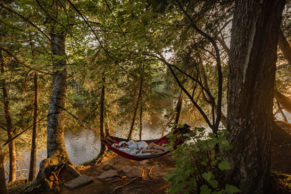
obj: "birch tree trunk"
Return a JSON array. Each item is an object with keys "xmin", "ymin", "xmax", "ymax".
[{"xmin": 226, "ymin": 0, "xmax": 285, "ymax": 193}]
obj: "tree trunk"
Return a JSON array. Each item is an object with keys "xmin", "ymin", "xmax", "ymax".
[
  {"xmin": 28, "ymin": 31, "xmax": 38, "ymax": 181},
  {"xmin": 100, "ymin": 76, "xmax": 105, "ymax": 140},
  {"xmin": 278, "ymin": 29, "xmax": 291, "ymax": 64},
  {"xmin": 31, "ymin": 26, "xmax": 77, "ymax": 192},
  {"xmin": 139, "ymin": 78, "xmax": 143, "ymax": 141},
  {"xmin": 0, "ymin": 147, "xmax": 7, "ymax": 194},
  {"xmin": 226, "ymin": 0, "xmax": 285, "ymax": 193},
  {"xmin": 127, "ymin": 77, "xmax": 143, "ymax": 140},
  {"xmin": 46, "ymin": 27, "xmax": 70, "ymax": 161},
  {"xmin": 0, "ymin": 51, "xmax": 16, "ymax": 183},
  {"xmin": 29, "ymin": 72, "xmax": 38, "ymax": 181},
  {"xmin": 95, "ymin": 76, "xmax": 106, "ymax": 163}
]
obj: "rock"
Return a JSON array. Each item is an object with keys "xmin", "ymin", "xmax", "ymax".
[
  {"xmin": 64, "ymin": 175, "xmax": 93, "ymax": 189},
  {"xmin": 119, "ymin": 166, "xmax": 142, "ymax": 178},
  {"xmin": 96, "ymin": 169, "xmax": 119, "ymax": 179},
  {"xmin": 102, "ymin": 164, "xmax": 115, "ymax": 171}
]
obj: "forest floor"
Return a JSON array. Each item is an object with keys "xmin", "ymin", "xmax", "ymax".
[
  {"xmin": 72, "ymin": 153, "xmax": 173, "ymax": 194},
  {"xmin": 7, "ymin": 122, "xmax": 291, "ymax": 194}
]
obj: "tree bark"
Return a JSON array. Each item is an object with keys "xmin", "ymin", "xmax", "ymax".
[
  {"xmin": 278, "ymin": 29, "xmax": 291, "ymax": 64},
  {"xmin": 46, "ymin": 27, "xmax": 70, "ymax": 161},
  {"xmin": 226, "ymin": 0, "xmax": 285, "ymax": 193},
  {"xmin": 0, "ymin": 51, "xmax": 16, "ymax": 183},
  {"xmin": 29, "ymin": 72, "xmax": 38, "ymax": 181},
  {"xmin": 0, "ymin": 147, "xmax": 7, "ymax": 194}
]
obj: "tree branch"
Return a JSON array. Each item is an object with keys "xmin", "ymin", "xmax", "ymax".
[
  {"xmin": 157, "ymin": 54, "xmax": 213, "ymax": 128},
  {"xmin": 0, "ymin": 3, "xmax": 50, "ymax": 41},
  {"xmin": 175, "ymin": 1, "xmax": 223, "ymax": 131},
  {"xmin": 0, "ymin": 46, "xmax": 52, "ymax": 75}
]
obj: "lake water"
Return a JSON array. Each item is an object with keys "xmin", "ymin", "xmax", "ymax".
[
  {"xmin": 5, "ymin": 129, "xmax": 101, "ymax": 181},
  {"xmin": 4, "ymin": 124, "xmax": 168, "ymax": 181}
]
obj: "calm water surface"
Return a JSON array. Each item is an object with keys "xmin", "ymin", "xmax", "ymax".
[{"xmin": 5, "ymin": 124, "xmax": 167, "ymax": 181}]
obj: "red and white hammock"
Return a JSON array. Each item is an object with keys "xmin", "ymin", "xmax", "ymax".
[{"xmin": 101, "ymin": 125, "xmax": 190, "ymax": 161}]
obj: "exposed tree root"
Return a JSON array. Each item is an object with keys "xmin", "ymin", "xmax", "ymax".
[{"xmin": 23, "ymin": 155, "xmax": 79, "ymax": 193}]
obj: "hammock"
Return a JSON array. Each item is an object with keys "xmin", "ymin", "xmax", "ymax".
[{"xmin": 101, "ymin": 124, "xmax": 190, "ymax": 161}]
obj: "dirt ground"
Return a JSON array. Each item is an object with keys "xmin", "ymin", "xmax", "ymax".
[
  {"xmin": 7, "ymin": 122, "xmax": 291, "ymax": 194},
  {"xmin": 63, "ymin": 153, "xmax": 175, "ymax": 194}
]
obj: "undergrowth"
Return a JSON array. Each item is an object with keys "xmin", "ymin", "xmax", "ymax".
[{"xmin": 165, "ymin": 127, "xmax": 240, "ymax": 194}]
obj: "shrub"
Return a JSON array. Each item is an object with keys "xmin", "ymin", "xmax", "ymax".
[{"xmin": 165, "ymin": 127, "xmax": 240, "ymax": 194}]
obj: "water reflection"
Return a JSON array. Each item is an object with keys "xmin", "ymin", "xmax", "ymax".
[
  {"xmin": 65, "ymin": 130, "xmax": 100, "ymax": 165},
  {"xmin": 4, "ymin": 129, "xmax": 101, "ymax": 181}
]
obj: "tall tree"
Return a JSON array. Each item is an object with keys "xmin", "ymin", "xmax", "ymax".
[
  {"xmin": 46, "ymin": 1, "xmax": 70, "ymax": 161},
  {"xmin": 0, "ymin": 51, "xmax": 16, "ymax": 182},
  {"xmin": 28, "ymin": 31, "xmax": 39, "ymax": 181},
  {"xmin": 226, "ymin": 0, "xmax": 285, "ymax": 193},
  {"xmin": 96, "ymin": 76, "xmax": 106, "ymax": 163},
  {"xmin": 31, "ymin": 1, "xmax": 73, "ymax": 190},
  {"xmin": 28, "ymin": 72, "xmax": 38, "ymax": 181}
]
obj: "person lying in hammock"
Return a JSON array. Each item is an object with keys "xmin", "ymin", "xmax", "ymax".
[
  {"xmin": 112, "ymin": 140, "xmax": 168, "ymax": 156},
  {"xmin": 142, "ymin": 142, "xmax": 168, "ymax": 154}
]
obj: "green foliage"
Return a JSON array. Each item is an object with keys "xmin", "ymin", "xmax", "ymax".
[{"xmin": 165, "ymin": 127, "xmax": 240, "ymax": 194}]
